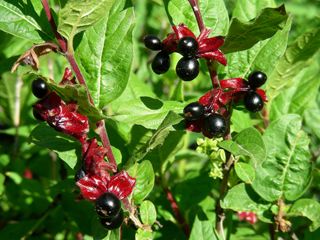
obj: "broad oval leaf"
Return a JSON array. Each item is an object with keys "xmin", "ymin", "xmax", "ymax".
[
  {"xmin": 127, "ymin": 160, "xmax": 155, "ymax": 204},
  {"xmin": 57, "ymin": 0, "xmax": 116, "ymax": 41},
  {"xmin": 140, "ymin": 200, "xmax": 157, "ymax": 225},
  {"xmin": 252, "ymin": 114, "xmax": 312, "ymax": 202},
  {"xmin": 75, "ymin": 1, "xmax": 134, "ymax": 108},
  {"xmin": 0, "ymin": 0, "xmax": 47, "ymax": 42},
  {"xmin": 164, "ymin": 0, "xmax": 229, "ymax": 36},
  {"xmin": 222, "ymin": 5, "xmax": 288, "ymax": 53}
]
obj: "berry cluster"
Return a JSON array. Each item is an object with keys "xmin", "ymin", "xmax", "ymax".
[
  {"xmin": 31, "ymin": 69, "xmax": 136, "ymax": 230},
  {"xmin": 183, "ymin": 71, "xmax": 268, "ymax": 138},
  {"xmin": 144, "ymin": 24, "xmax": 226, "ymax": 81},
  {"xmin": 144, "ymin": 25, "xmax": 267, "ymax": 139}
]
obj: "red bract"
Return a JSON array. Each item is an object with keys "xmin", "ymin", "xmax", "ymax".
[
  {"xmin": 33, "ymin": 92, "xmax": 89, "ymax": 142},
  {"xmin": 76, "ymin": 175, "xmax": 108, "ymax": 201},
  {"xmin": 162, "ymin": 24, "xmax": 227, "ymax": 65},
  {"xmin": 237, "ymin": 211, "xmax": 258, "ymax": 224},
  {"xmin": 82, "ymin": 139, "xmax": 116, "ymax": 181},
  {"xmin": 60, "ymin": 67, "xmax": 76, "ymax": 85},
  {"xmin": 108, "ymin": 171, "xmax": 136, "ymax": 200},
  {"xmin": 76, "ymin": 171, "xmax": 136, "ymax": 201}
]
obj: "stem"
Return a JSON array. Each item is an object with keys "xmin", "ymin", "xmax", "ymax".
[
  {"xmin": 13, "ymin": 76, "xmax": 22, "ymax": 156},
  {"xmin": 41, "ymin": 0, "xmax": 67, "ymax": 52},
  {"xmin": 41, "ymin": 0, "xmax": 117, "ymax": 168},
  {"xmin": 188, "ymin": 0, "xmax": 205, "ymax": 32},
  {"xmin": 164, "ymin": 187, "xmax": 190, "ymax": 237}
]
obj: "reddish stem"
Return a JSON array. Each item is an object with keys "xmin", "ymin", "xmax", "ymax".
[
  {"xmin": 41, "ymin": 0, "xmax": 117, "ymax": 169},
  {"xmin": 41, "ymin": 0, "xmax": 67, "ymax": 52},
  {"xmin": 188, "ymin": 0, "xmax": 206, "ymax": 32},
  {"xmin": 164, "ymin": 187, "xmax": 190, "ymax": 237}
]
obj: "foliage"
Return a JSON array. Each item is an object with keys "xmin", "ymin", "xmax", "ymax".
[{"xmin": 0, "ymin": 0, "xmax": 319, "ymax": 239}]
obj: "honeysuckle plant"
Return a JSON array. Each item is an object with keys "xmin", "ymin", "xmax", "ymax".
[{"xmin": 0, "ymin": 0, "xmax": 319, "ymax": 239}]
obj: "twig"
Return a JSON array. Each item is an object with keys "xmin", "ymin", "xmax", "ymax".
[
  {"xmin": 164, "ymin": 187, "xmax": 190, "ymax": 237},
  {"xmin": 40, "ymin": 0, "xmax": 117, "ymax": 170},
  {"xmin": 188, "ymin": 0, "xmax": 205, "ymax": 32}
]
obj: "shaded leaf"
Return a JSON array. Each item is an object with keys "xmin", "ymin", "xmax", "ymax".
[
  {"xmin": 30, "ymin": 123, "xmax": 80, "ymax": 169},
  {"xmin": 288, "ymin": 198, "xmax": 320, "ymax": 232},
  {"xmin": 222, "ymin": 5, "xmax": 288, "ymax": 53}
]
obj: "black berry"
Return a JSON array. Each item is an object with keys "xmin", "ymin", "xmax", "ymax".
[
  {"xmin": 151, "ymin": 51, "xmax": 170, "ymax": 74},
  {"xmin": 95, "ymin": 192, "xmax": 121, "ymax": 218},
  {"xmin": 204, "ymin": 114, "xmax": 227, "ymax": 137},
  {"xmin": 100, "ymin": 209, "xmax": 124, "ymax": 230},
  {"xmin": 32, "ymin": 78, "xmax": 49, "ymax": 99},
  {"xmin": 176, "ymin": 57, "xmax": 199, "ymax": 81},
  {"xmin": 248, "ymin": 71, "xmax": 267, "ymax": 89},
  {"xmin": 74, "ymin": 168, "xmax": 86, "ymax": 182},
  {"xmin": 33, "ymin": 108, "xmax": 44, "ymax": 121},
  {"xmin": 244, "ymin": 91, "xmax": 264, "ymax": 112},
  {"xmin": 177, "ymin": 37, "xmax": 198, "ymax": 57},
  {"xmin": 144, "ymin": 35, "xmax": 163, "ymax": 51},
  {"xmin": 183, "ymin": 102, "xmax": 205, "ymax": 121}
]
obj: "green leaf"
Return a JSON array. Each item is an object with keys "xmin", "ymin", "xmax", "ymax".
[
  {"xmin": 75, "ymin": 1, "xmax": 135, "ymax": 108},
  {"xmin": 140, "ymin": 200, "xmax": 157, "ymax": 225},
  {"xmin": 267, "ymin": 28, "xmax": 320, "ymax": 101},
  {"xmin": 189, "ymin": 216, "xmax": 218, "ymax": 240},
  {"xmin": 129, "ymin": 111, "xmax": 183, "ymax": 162},
  {"xmin": 221, "ymin": 183, "xmax": 271, "ymax": 215},
  {"xmin": 111, "ymin": 96, "xmax": 184, "ymax": 130},
  {"xmin": 270, "ymin": 61, "xmax": 320, "ymax": 120},
  {"xmin": 5, "ymin": 171, "xmax": 22, "ymax": 184},
  {"xmin": 0, "ymin": 0, "xmax": 48, "ymax": 42},
  {"xmin": 57, "ymin": 0, "xmax": 116, "ymax": 41},
  {"xmin": 222, "ymin": 5, "xmax": 288, "ymax": 53},
  {"xmin": 288, "ymin": 198, "xmax": 320, "ymax": 232},
  {"xmin": 252, "ymin": 114, "xmax": 312, "ymax": 202},
  {"xmin": 30, "ymin": 123, "xmax": 80, "ymax": 169},
  {"xmin": 232, "ymin": 0, "xmax": 276, "ymax": 22},
  {"xmin": 127, "ymin": 160, "xmax": 155, "ymax": 204},
  {"xmin": 221, "ymin": 15, "xmax": 292, "ymax": 79},
  {"xmin": 135, "ymin": 229, "xmax": 153, "ymax": 240},
  {"xmin": 304, "ymin": 108, "xmax": 320, "ymax": 140},
  {"xmin": 164, "ymin": 0, "xmax": 229, "ymax": 35},
  {"xmin": 234, "ymin": 162, "xmax": 255, "ymax": 184},
  {"xmin": 219, "ymin": 128, "xmax": 266, "ymax": 167}
]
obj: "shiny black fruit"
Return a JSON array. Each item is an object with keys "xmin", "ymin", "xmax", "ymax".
[
  {"xmin": 244, "ymin": 91, "xmax": 264, "ymax": 112},
  {"xmin": 176, "ymin": 57, "xmax": 199, "ymax": 81}
]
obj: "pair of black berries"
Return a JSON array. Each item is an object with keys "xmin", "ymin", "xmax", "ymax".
[
  {"xmin": 95, "ymin": 192, "xmax": 124, "ymax": 230},
  {"xmin": 75, "ymin": 169, "xmax": 124, "ymax": 230},
  {"xmin": 244, "ymin": 71, "xmax": 267, "ymax": 112},
  {"xmin": 31, "ymin": 78, "xmax": 49, "ymax": 121},
  {"xmin": 144, "ymin": 35, "xmax": 199, "ymax": 81},
  {"xmin": 183, "ymin": 103, "xmax": 227, "ymax": 137}
]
